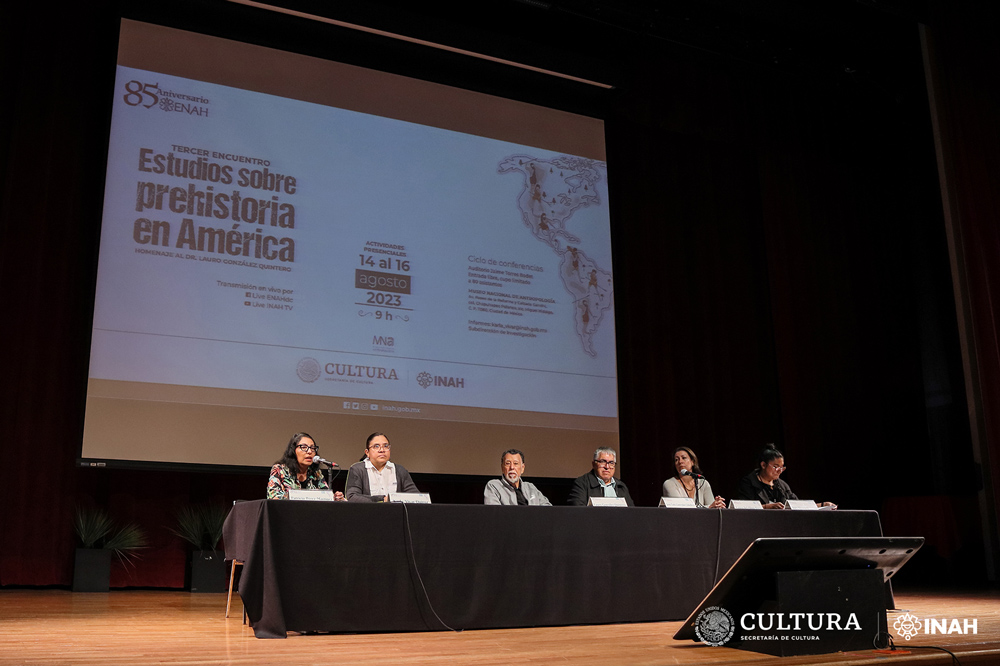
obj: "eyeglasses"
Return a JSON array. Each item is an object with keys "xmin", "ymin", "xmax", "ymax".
[
  {"xmin": 769, "ymin": 464, "xmax": 786, "ymax": 472},
  {"xmin": 595, "ymin": 460, "xmax": 616, "ymax": 468},
  {"xmin": 369, "ymin": 443, "xmax": 391, "ymax": 451},
  {"xmin": 296, "ymin": 444, "xmax": 318, "ymax": 453}
]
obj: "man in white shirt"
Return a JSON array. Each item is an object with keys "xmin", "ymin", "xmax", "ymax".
[
  {"xmin": 484, "ymin": 449, "xmax": 552, "ymax": 506},
  {"xmin": 345, "ymin": 432, "xmax": 419, "ymax": 502}
]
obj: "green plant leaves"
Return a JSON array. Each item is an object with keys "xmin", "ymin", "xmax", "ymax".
[{"xmin": 169, "ymin": 503, "xmax": 228, "ymax": 551}]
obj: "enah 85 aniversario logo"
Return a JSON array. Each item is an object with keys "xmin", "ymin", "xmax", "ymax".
[{"xmin": 122, "ymin": 80, "xmax": 211, "ymax": 117}]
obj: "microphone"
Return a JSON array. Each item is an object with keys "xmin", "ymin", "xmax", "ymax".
[
  {"xmin": 680, "ymin": 469, "xmax": 705, "ymax": 479},
  {"xmin": 313, "ymin": 456, "xmax": 340, "ymax": 469}
]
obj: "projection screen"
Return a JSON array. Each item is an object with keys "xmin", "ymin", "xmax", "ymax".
[{"xmin": 81, "ymin": 19, "xmax": 618, "ymax": 477}]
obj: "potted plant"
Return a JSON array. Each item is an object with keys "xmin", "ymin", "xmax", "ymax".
[
  {"xmin": 72, "ymin": 507, "xmax": 148, "ymax": 592},
  {"xmin": 170, "ymin": 503, "xmax": 229, "ymax": 592}
]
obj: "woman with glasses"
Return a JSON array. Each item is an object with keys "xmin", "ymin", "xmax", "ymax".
[
  {"xmin": 345, "ymin": 432, "xmax": 419, "ymax": 502},
  {"xmin": 662, "ymin": 447, "xmax": 726, "ymax": 508},
  {"xmin": 736, "ymin": 444, "xmax": 835, "ymax": 509},
  {"xmin": 266, "ymin": 432, "xmax": 345, "ymax": 500}
]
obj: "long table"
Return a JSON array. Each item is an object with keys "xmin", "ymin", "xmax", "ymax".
[{"xmin": 223, "ymin": 500, "xmax": 884, "ymax": 638}]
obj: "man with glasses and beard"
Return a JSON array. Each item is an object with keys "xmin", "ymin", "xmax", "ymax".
[{"xmin": 484, "ymin": 449, "xmax": 552, "ymax": 506}]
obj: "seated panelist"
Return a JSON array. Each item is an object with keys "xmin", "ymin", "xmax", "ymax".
[
  {"xmin": 662, "ymin": 446, "xmax": 726, "ymax": 508},
  {"xmin": 736, "ymin": 444, "xmax": 836, "ymax": 509},
  {"xmin": 345, "ymin": 432, "xmax": 419, "ymax": 502},
  {"xmin": 266, "ymin": 432, "xmax": 344, "ymax": 500},
  {"xmin": 484, "ymin": 449, "xmax": 552, "ymax": 505},
  {"xmin": 567, "ymin": 447, "xmax": 634, "ymax": 506}
]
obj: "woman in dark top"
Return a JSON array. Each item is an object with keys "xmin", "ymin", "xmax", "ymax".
[{"xmin": 736, "ymin": 444, "xmax": 835, "ymax": 509}]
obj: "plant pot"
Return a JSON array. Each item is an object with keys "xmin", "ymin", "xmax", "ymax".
[
  {"xmin": 73, "ymin": 548, "xmax": 112, "ymax": 592},
  {"xmin": 190, "ymin": 549, "xmax": 227, "ymax": 592}
]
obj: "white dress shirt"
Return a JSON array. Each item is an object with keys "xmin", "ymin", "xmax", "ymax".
[{"xmin": 365, "ymin": 458, "xmax": 397, "ymax": 497}]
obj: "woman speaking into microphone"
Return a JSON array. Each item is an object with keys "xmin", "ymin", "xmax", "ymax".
[
  {"xmin": 266, "ymin": 432, "xmax": 344, "ymax": 500},
  {"xmin": 662, "ymin": 446, "xmax": 726, "ymax": 508}
]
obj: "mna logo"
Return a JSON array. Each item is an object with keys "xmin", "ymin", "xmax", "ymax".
[
  {"xmin": 372, "ymin": 335, "xmax": 396, "ymax": 354},
  {"xmin": 415, "ymin": 371, "xmax": 465, "ymax": 389},
  {"xmin": 893, "ymin": 613, "xmax": 977, "ymax": 640}
]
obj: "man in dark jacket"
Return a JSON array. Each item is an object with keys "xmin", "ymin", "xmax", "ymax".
[{"xmin": 567, "ymin": 447, "xmax": 634, "ymax": 506}]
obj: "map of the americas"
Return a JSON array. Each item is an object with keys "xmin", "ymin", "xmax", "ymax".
[{"xmin": 498, "ymin": 155, "xmax": 612, "ymax": 357}]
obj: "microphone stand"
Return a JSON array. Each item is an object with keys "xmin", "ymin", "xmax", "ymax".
[
  {"xmin": 683, "ymin": 470, "xmax": 705, "ymax": 507},
  {"xmin": 323, "ymin": 465, "xmax": 332, "ymax": 494},
  {"xmin": 315, "ymin": 462, "xmax": 340, "ymax": 499}
]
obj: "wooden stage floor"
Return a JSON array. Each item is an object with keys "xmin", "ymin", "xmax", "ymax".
[{"xmin": 1, "ymin": 588, "xmax": 998, "ymax": 665}]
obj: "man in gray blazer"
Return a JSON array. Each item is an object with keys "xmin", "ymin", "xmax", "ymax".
[{"xmin": 484, "ymin": 449, "xmax": 551, "ymax": 506}]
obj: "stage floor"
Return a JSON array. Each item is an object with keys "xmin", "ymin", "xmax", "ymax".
[{"xmin": 1, "ymin": 588, "xmax": 997, "ymax": 665}]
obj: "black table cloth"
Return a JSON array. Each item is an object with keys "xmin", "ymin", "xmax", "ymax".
[{"xmin": 223, "ymin": 500, "xmax": 883, "ymax": 638}]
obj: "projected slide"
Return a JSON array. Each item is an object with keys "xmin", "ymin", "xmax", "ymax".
[{"xmin": 82, "ymin": 20, "xmax": 617, "ymax": 476}]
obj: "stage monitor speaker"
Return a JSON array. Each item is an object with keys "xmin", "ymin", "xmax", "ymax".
[{"xmin": 673, "ymin": 536, "xmax": 924, "ymax": 657}]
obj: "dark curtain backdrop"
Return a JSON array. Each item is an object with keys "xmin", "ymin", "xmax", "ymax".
[
  {"xmin": 1, "ymin": 0, "xmax": 992, "ymax": 587},
  {"xmin": 922, "ymin": 0, "xmax": 1000, "ymax": 578}
]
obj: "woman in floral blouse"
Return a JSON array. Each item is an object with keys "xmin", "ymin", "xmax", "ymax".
[{"xmin": 266, "ymin": 432, "xmax": 345, "ymax": 500}]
